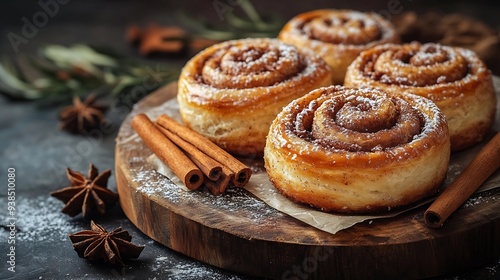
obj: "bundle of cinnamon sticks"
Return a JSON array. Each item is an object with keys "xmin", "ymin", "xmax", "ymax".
[{"xmin": 131, "ymin": 114, "xmax": 251, "ymax": 195}]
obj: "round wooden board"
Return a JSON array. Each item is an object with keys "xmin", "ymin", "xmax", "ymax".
[{"xmin": 116, "ymin": 81, "xmax": 500, "ymax": 280}]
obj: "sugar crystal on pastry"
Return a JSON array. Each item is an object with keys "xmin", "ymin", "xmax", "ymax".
[
  {"xmin": 279, "ymin": 9, "xmax": 399, "ymax": 84},
  {"xmin": 345, "ymin": 42, "xmax": 496, "ymax": 151},
  {"xmin": 264, "ymin": 85, "xmax": 450, "ymax": 213}
]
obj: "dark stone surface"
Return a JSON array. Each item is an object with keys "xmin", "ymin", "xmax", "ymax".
[{"xmin": 0, "ymin": 1, "xmax": 499, "ymax": 279}]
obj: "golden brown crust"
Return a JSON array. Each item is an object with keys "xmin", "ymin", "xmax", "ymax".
[
  {"xmin": 264, "ymin": 86, "xmax": 450, "ymax": 213},
  {"xmin": 344, "ymin": 42, "xmax": 496, "ymax": 151},
  {"xmin": 177, "ymin": 38, "xmax": 332, "ymax": 156},
  {"xmin": 278, "ymin": 9, "xmax": 399, "ymax": 84}
]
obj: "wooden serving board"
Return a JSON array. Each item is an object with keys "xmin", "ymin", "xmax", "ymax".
[{"xmin": 115, "ymin": 81, "xmax": 500, "ymax": 280}]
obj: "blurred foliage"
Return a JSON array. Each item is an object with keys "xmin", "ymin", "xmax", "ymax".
[
  {"xmin": 0, "ymin": 44, "xmax": 178, "ymax": 105},
  {"xmin": 179, "ymin": 0, "xmax": 284, "ymax": 41}
]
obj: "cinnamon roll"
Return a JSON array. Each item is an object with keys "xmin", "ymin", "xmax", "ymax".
[
  {"xmin": 177, "ymin": 38, "xmax": 332, "ymax": 156},
  {"xmin": 264, "ymin": 86, "xmax": 450, "ymax": 213},
  {"xmin": 345, "ymin": 42, "xmax": 496, "ymax": 151},
  {"xmin": 278, "ymin": 9, "xmax": 399, "ymax": 84}
]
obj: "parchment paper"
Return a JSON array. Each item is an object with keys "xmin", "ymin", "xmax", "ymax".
[{"xmin": 145, "ymin": 84, "xmax": 500, "ymax": 235}]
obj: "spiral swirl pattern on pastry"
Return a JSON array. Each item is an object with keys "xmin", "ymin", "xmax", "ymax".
[
  {"xmin": 345, "ymin": 42, "xmax": 496, "ymax": 151},
  {"xmin": 177, "ymin": 38, "xmax": 332, "ymax": 156},
  {"xmin": 201, "ymin": 42, "xmax": 304, "ymax": 89},
  {"xmin": 301, "ymin": 11, "xmax": 383, "ymax": 45},
  {"xmin": 278, "ymin": 9, "xmax": 399, "ymax": 84},
  {"xmin": 264, "ymin": 86, "xmax": 450, "ymax": 213}
]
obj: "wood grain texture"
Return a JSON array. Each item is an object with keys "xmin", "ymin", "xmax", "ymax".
[{"xmin": 115, "ymin": 81, "xmax": 500, "ymax": 280}]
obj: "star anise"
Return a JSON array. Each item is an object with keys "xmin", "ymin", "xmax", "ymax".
[
  {"xmin": 51, "ymin": 163, "xmax": 118, "ymax": 219},
  {"xmin": 59, "ymin": 93, "xmax": 107, "ymax": 134},
  {"xmin": 69, "ymin": 220, "xmax": 144, "ymax": 266}
]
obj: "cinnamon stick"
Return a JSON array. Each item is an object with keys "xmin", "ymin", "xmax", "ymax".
[
  {"xmin": 131, "ymin": 114, "xmax": 203, "ymax": 190},
  {"xmin": 155, "ymin": 124, "xmax": 222, "ymax": 181},
  {"xmin": 158, "ymin": 123, "xmax": 235, "ymax": 194},
  {"xmin": 205, "ymin": 166, "xmax": 234, "ymax": 195},
  {"xmin": 156, "ymin": 114, "xmax": 252, "ymax": 187},
  {"xmin": 424, "ymin": 132, "xmax": 500, "ymax": 228}
]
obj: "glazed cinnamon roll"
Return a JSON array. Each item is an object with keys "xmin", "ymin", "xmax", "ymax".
[
  {"xmin": 278, "ymin": 9, "xmax": 399, "ymax": 84},
  {"xmin": 177, "ymin": 38, "xmax": 332, "ymax": 156},
  {"xmin": 264, "ymin": 86, "xmax": 450, "ymax": 213},
  {"xmin": 345, "ymin": 42, "xmax": 496, "ymax": 151}
]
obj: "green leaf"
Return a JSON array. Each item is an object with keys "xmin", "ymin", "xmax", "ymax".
[
  {"xmin": 110, "ymin": 76, "xmax": 141, "ymax": 96},
  {"xmin": 177, "ymin": 2, "xmax": 282, "ymax": 40},
  {"xmin": 40, "ymin": 44, "xmax": 118, "ymax": 76},
  {"xmin": 1, "ymin": 44, "xmax": 179, "ymax": 103},
  {"xmin": 238, "ymin": 0, "xmax": 263, "ymax": 25},
  {"xmin": 0, "ymin": 64, "xmax": 41, "ymax": 99}
]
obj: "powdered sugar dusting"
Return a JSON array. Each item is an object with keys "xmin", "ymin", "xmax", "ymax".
[
  {"xmin": 3, "ymin": 196, "xmax": 82, "ymax": 242},
  {"xmin": 153, "ymin": 256, "xmax": 245, "ymax": 280},
  {"xmin": 275, "ymin": 86, "xmax": 445, "ymax": 160},
  {"xmin": 349, "ymin": 42, "xmax": 490, "ymax": 96},
  {"xmin": 135, "ymin": 168, "xmax": 179, "ymax": 199},
  {"xmin": 134, "ymin": 164, "xmax": 282, "ymax": 223},
  {"xmin": 285, "ymin": 10, "xmax": 396, "ymax": 47},
  {"xmin": 462, "ymin": 192, "xmax": 499, "ymax": 209}
]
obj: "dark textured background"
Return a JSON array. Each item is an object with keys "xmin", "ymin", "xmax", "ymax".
[{"xmin": 0, "ymin": 1, "xmax": 499, "ymax": 279}]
